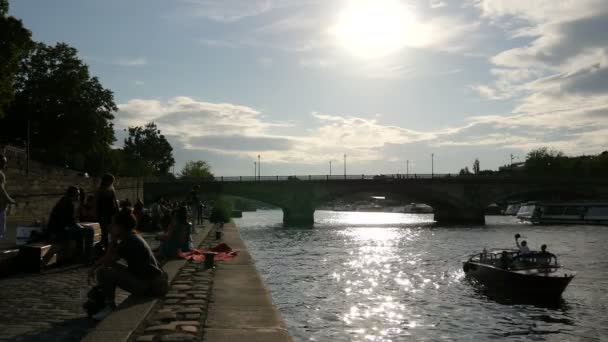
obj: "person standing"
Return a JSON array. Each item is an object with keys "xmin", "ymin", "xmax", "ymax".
[
  {"xmin": 95, "ymin": 174, "xmax": 119, "ymax": 247},
  {"xmin": 0, "ymin": 154, "xmax": 16, "ymax": 240}
]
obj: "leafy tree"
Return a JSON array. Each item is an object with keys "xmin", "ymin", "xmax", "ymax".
[
  {"xmin": 459, "ymin": 166, "xmax": 471, "ymax": 175},
  {"xmin": 180, "ymin": 160, "xmax": 214, "ymax": 179},
  {"xmin": 0, "ymin": 0, "xmax": 33, "ymax": 118},
  {"xmin": 209, "ymin": 197, "xmax": 232, "ymax": 224},
  {"xmin": 123, "ymin": 122, "xmax": 175, "ymax": 176},
  {"xmin": 524, "ymin": 147, "xmax": 565, "ymax": 176},
  {"xmin": 0, "ymin": 42, "xmax": 116, "ymax": 172},
  {"xmin": 473, "ymin": 158, "xmax": 480, "ymax": 175}
]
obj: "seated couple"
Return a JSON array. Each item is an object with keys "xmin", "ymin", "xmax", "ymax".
[
  {"xmin": 47, "ymin": 186, "xmax": 95, "ymax": 262},
  {"xmin": 88, "ymin": 207, "xmax": 168, "ymax": 320},
  {"xmin": 156, "ymin": 206, "xmax": 193, "ymax": 260}
]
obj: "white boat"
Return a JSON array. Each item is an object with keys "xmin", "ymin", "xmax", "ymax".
[
  {"xmin": 516, "ymin": 202, "xmax": 537, "ymax": 221},
  {"xmin": 403, "ymin": 203, "xmax": 434, "ymax": 214},
  {"xmin": 504, "ymin": 204, "xmax": 521, "ymax": 216},
  {"xmin": 522, "ymin": 202, "xmax": 608, "ymax": 225}
]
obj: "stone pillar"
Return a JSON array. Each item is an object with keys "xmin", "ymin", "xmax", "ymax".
[
  {"xmin": 282, "ymin": 206, "xmax": 315, "ymax": 225},
  {"xmin": 433, "ymin": 207, "xmax": 485, "ymax": 224}
]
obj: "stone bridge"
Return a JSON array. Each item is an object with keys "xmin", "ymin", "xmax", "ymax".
[{"xmin": 144, "ymin": 174, "xmax": 608, "ymax": 225}]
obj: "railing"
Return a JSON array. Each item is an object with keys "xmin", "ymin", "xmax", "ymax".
[
  {"xmin": 177, "ymin": 173, "xmax": 458, "ymax": 182},
  {"xmin": 157, "ymin": 173, "xmax": 608, "ymax": 184}
]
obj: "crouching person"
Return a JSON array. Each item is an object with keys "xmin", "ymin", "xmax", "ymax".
[{"xmin": 88, "ymin": 207, "xmax": 168, "ymax": 320}]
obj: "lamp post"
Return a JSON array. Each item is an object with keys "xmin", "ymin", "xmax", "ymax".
[
  {"xmin": 343, "ymin": 154, "xmax": 347, "ymax": 179},
  {"xmin": 406, "ymin": 160, "xmax": 409, "ymax": 178},
  {"xmin": 254, "ymin": 161, "xmax": 257, "ymax": 179},
  {"xmin": 329, "ymin": 160, "xmax": 332, "ymax": 176},
  {"xmin": 257, "ymin": 154, "xmax": 261, "ymax": 180},
  {"xmin": 431, "ymin": 153, "xmax": 434, "ymax": 178}
]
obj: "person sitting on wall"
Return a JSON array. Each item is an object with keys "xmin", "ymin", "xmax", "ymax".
[
  {"xmin": 47, "ymin": 186, "xmax": 95, "ymax": 261},
  {"xmin": 88, "ymin": 207, "xmax": 168, "ymax": 320},
  {"xmin": 157, "ymin": 206, "xmax": 192, "ymax": 259}
]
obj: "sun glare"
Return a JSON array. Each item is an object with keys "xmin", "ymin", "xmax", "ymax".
[{"xmin": 330, "ymin": 0, "xmax": 426, "ymax": 59}]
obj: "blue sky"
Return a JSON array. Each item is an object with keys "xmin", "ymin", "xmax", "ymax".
[{"xmin": 10, "ymin": 0, "xmax": 608, "ymax": 176}]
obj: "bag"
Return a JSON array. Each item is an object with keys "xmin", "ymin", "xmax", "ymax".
[{"xmin": 83, "ymin": 285, "xmax": 105, "ymax": 317}]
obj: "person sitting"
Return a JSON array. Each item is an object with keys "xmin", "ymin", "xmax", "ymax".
[
  {"xmin": 157, "ymin": 206, "xmax": 193, "ymax": 259},
  {"xmin": 47, "ymin": 186, "xmax": 95, "ymax": 261},
  {"xmin": 515, "ymin": 234, "xmax": 530, "ymax": 254},
  {"xmin": 538, "ymin": 244, "xmax": 552, "ymax": 267},
  {"xmin": 79, "ymin": 195, "xmax": 97, "ymax": 222},
  {"xmin": 88, "ymin": 207, "xmax": 168, "ymax": 320}
]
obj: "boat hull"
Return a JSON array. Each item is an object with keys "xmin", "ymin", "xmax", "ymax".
[{"xmin": 463, "ymin": 262, "xmax": 574, "ymax": 298}]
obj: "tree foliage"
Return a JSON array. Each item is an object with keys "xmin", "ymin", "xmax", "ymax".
[
  {"xmin": 180, "ymin": 160, "xmax": 214, "ymax": 179},
  {"xmin": 123, "ymin": 122, "xmax": 175, "ymax": 176},
  {"xmin": 473, "ymin": 158, "xmax": 480, "ymax": 174},
  {"xmin": 209, "ymin": 197, "xmax": 232, "ymax": 224},
  {"xmin": 0, "ymin": 0, "xmax": 32, "ymax": 118},
  {"xmin": 0, "ymin": 42, "xmax": 116, "ymax": 172},
  {"xmin": 524, "ymin": 147, "xmax": 607, "ymax": 177}
]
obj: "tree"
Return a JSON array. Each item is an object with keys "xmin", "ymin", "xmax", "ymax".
[
  {"xmin": 0, "ymin": 42, "xmax": 116, "ymax": 172},
  {"xmin": 473, "ymin": 158, "xmax": 480, "ymax": 175},
  {"xmin": 524, "ymin": 147, "xmax": 565, "ymax": 176},
  {"xmin": 0, "ymin": 0, "xmax": 33, "ymax": 118},
  {"xmin": 180, "ymin": 160, "xmax": 214, "ymax": 179},
  {"xmin": 459, "ymin": 166, "xmax": 471, "ymax": 175},
  {"xmin": 123, "ymin": 122, "xmax": 175, "ymax": 176}
]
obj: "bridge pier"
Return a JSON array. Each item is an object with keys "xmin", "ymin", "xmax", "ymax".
[
  {"xmin": 433, "ymin": 207, "xmax": 485, "ymax": 225},
  {"xmin": 282, "ymin": 207, "xmax": 315, "ymax": 225}
]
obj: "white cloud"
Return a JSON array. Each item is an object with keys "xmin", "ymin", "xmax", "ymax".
[
  {"xmin": 134, "ymin": 80, "xmax": 145, "ymax": 86},
  {"xmin": 114, "ymin": 57, "xmax": 148, "ymax": 67},
  {"xmin": 257, "ymin": 57, "xmax": 274, "ymax": 67}
]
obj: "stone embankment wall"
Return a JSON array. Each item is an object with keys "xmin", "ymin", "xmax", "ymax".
[{"xmin": 3, "ymin": 167, "xmax": 143, "ymax": 225}]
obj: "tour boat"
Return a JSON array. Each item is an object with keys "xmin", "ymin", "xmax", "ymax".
[
  {"xmin": 522, "ymin": 202, "xmax": 608, "ymax": 225},
  {"xmin": 503, "ymin": 203, "xmax": 521, "ymax": 215},
  {"xmin": 516, "ymin": 202, "xmax": 537, "ymax": 221},
  {"xmin": 403, "ymin": 203, "xmax": 434, "ymax": 214},
  {"xmin": 463, "ymin": 249, "xmax": 575, "ymax": 298}
]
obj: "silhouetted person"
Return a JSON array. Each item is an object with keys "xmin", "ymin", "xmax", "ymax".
[
  {"xmin": 515, "ymin": 234, "xmax": 530, "ymax": 254},
  {"xmin": 47, "ymin": 186, "xmax": 95, "ymax": 261},
  {"xmin": 96, "ymin": 174, "xmax": 119, "ymax": 247},
  {"xmin": 88, "ymin": 207, "xmax": 167, "ymax": 320},
  {"xmin": 0, "ymin": 154, "xmax": 16, "ymax": 240},
  {"xmin": 79, "ymin": 195, "xmax": 97, "ymax": 222}
]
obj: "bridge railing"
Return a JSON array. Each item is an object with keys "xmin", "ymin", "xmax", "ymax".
[{"xmin": 181, "ymin": 173, "xmax": 453, "ymax": 182}]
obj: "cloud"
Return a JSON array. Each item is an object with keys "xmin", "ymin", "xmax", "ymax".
[
  {"xmin": 257, "ymin": 57, "xmax": 274, "ymax": 67},
  {"xmin": 114, "ymin": 57, "xmax": 148, "ymax": 67},
  {"xmin": 134, "ymin": 80, "xmax": 145, "ymax": 86},
  {"xmin": 117, "ymin": 94, "xmax": 608, "ymax": 165}
]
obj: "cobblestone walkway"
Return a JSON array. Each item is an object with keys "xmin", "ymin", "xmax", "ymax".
[
  {"xmin": 130, "ymin": 232, "xmax": 216, "ymax": 342},
  {"xmin": 0, "ymin": 234, "xmax": 159, "ymax": 341}
]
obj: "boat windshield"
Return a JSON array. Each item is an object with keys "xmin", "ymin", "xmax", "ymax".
[{"xmin": 469, "ymin": 250, "xmax": 558, "ymax": 270}]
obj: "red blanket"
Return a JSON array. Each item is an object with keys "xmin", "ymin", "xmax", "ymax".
[{"xmin": 177, "ymin": 243, "xmax": 239, "ymax": 262}]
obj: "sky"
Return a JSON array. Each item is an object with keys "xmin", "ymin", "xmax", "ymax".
[{"xmin": 9, "ymin": 0, "xmax": 608, "ymax": 176}]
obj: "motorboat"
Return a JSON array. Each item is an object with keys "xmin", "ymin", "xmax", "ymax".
[
  {"xmin": 403, "ymin": 203, "xmax": 433, "ymax": 214},
  {"xmin": 463, "ymin": 248, "xmax": 574, "ymax": 299}
]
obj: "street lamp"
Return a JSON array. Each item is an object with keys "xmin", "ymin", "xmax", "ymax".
[
  {"xmin": 343, "ymin": 154, "xmax": 347, "ymax": 179},
  {"xmin": 257, "ymin": 154, "xmax": 261, "ymax": 180},
  {"xmin": 431, "ymin": 153, "xmax": 434, "ymax": 178},
  {"xmin": 406, "ymin": 160, "xmax": 409, "ymax": 178},
  {"xmin": 254, "ymin": 161, "xmax": 257, "ymax": 179},
  {"xmin": 329, "ymin": 160, "xmax": 332, "ymax": 176}
]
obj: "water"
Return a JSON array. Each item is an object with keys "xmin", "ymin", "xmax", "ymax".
[{"xmin": 235, "ymin": 210, "xmax": 608, "ymax": 341}]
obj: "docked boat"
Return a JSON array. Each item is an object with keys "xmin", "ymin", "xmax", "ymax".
[
  {"xmin": 516, "ymin": 202, "xmax": 537, "ymax": 221},
  {"xmin": 403, "ymin": 203, "xmax": 433, "ymax": 214},
  {"xmin": 503, "ymin": 203, "xmax": 521, "ymax": 216},
  {"xmin": 463, "ymin": 247, "xmax": 574, "ymax": 298},
  {"xmin": 522, "ymin": 202, "xmax": 608, "ymax": 225}
]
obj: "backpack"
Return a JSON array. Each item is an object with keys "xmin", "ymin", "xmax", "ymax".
[{"xmin": 83, "ymin": 285, "xmax": 105, "ymax": 317}]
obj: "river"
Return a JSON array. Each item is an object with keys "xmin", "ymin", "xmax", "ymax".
[{"xmin": 234, "ymin": 210, "xmax": 608, "ymax": 341}]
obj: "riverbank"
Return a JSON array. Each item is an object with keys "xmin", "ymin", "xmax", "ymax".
[{"xmin": 204, "ymin": 222, "xmax": 292, "ymax": 341}]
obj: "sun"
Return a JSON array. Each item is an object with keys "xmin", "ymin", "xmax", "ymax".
[{"xmin": 330, "ymin": 0, "xmax": 424, "ymax": 59}]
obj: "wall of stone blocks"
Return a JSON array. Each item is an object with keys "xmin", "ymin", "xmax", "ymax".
[{"xmin": 3, "ymin": 168, "xmax": 143, "ymax": 226}]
